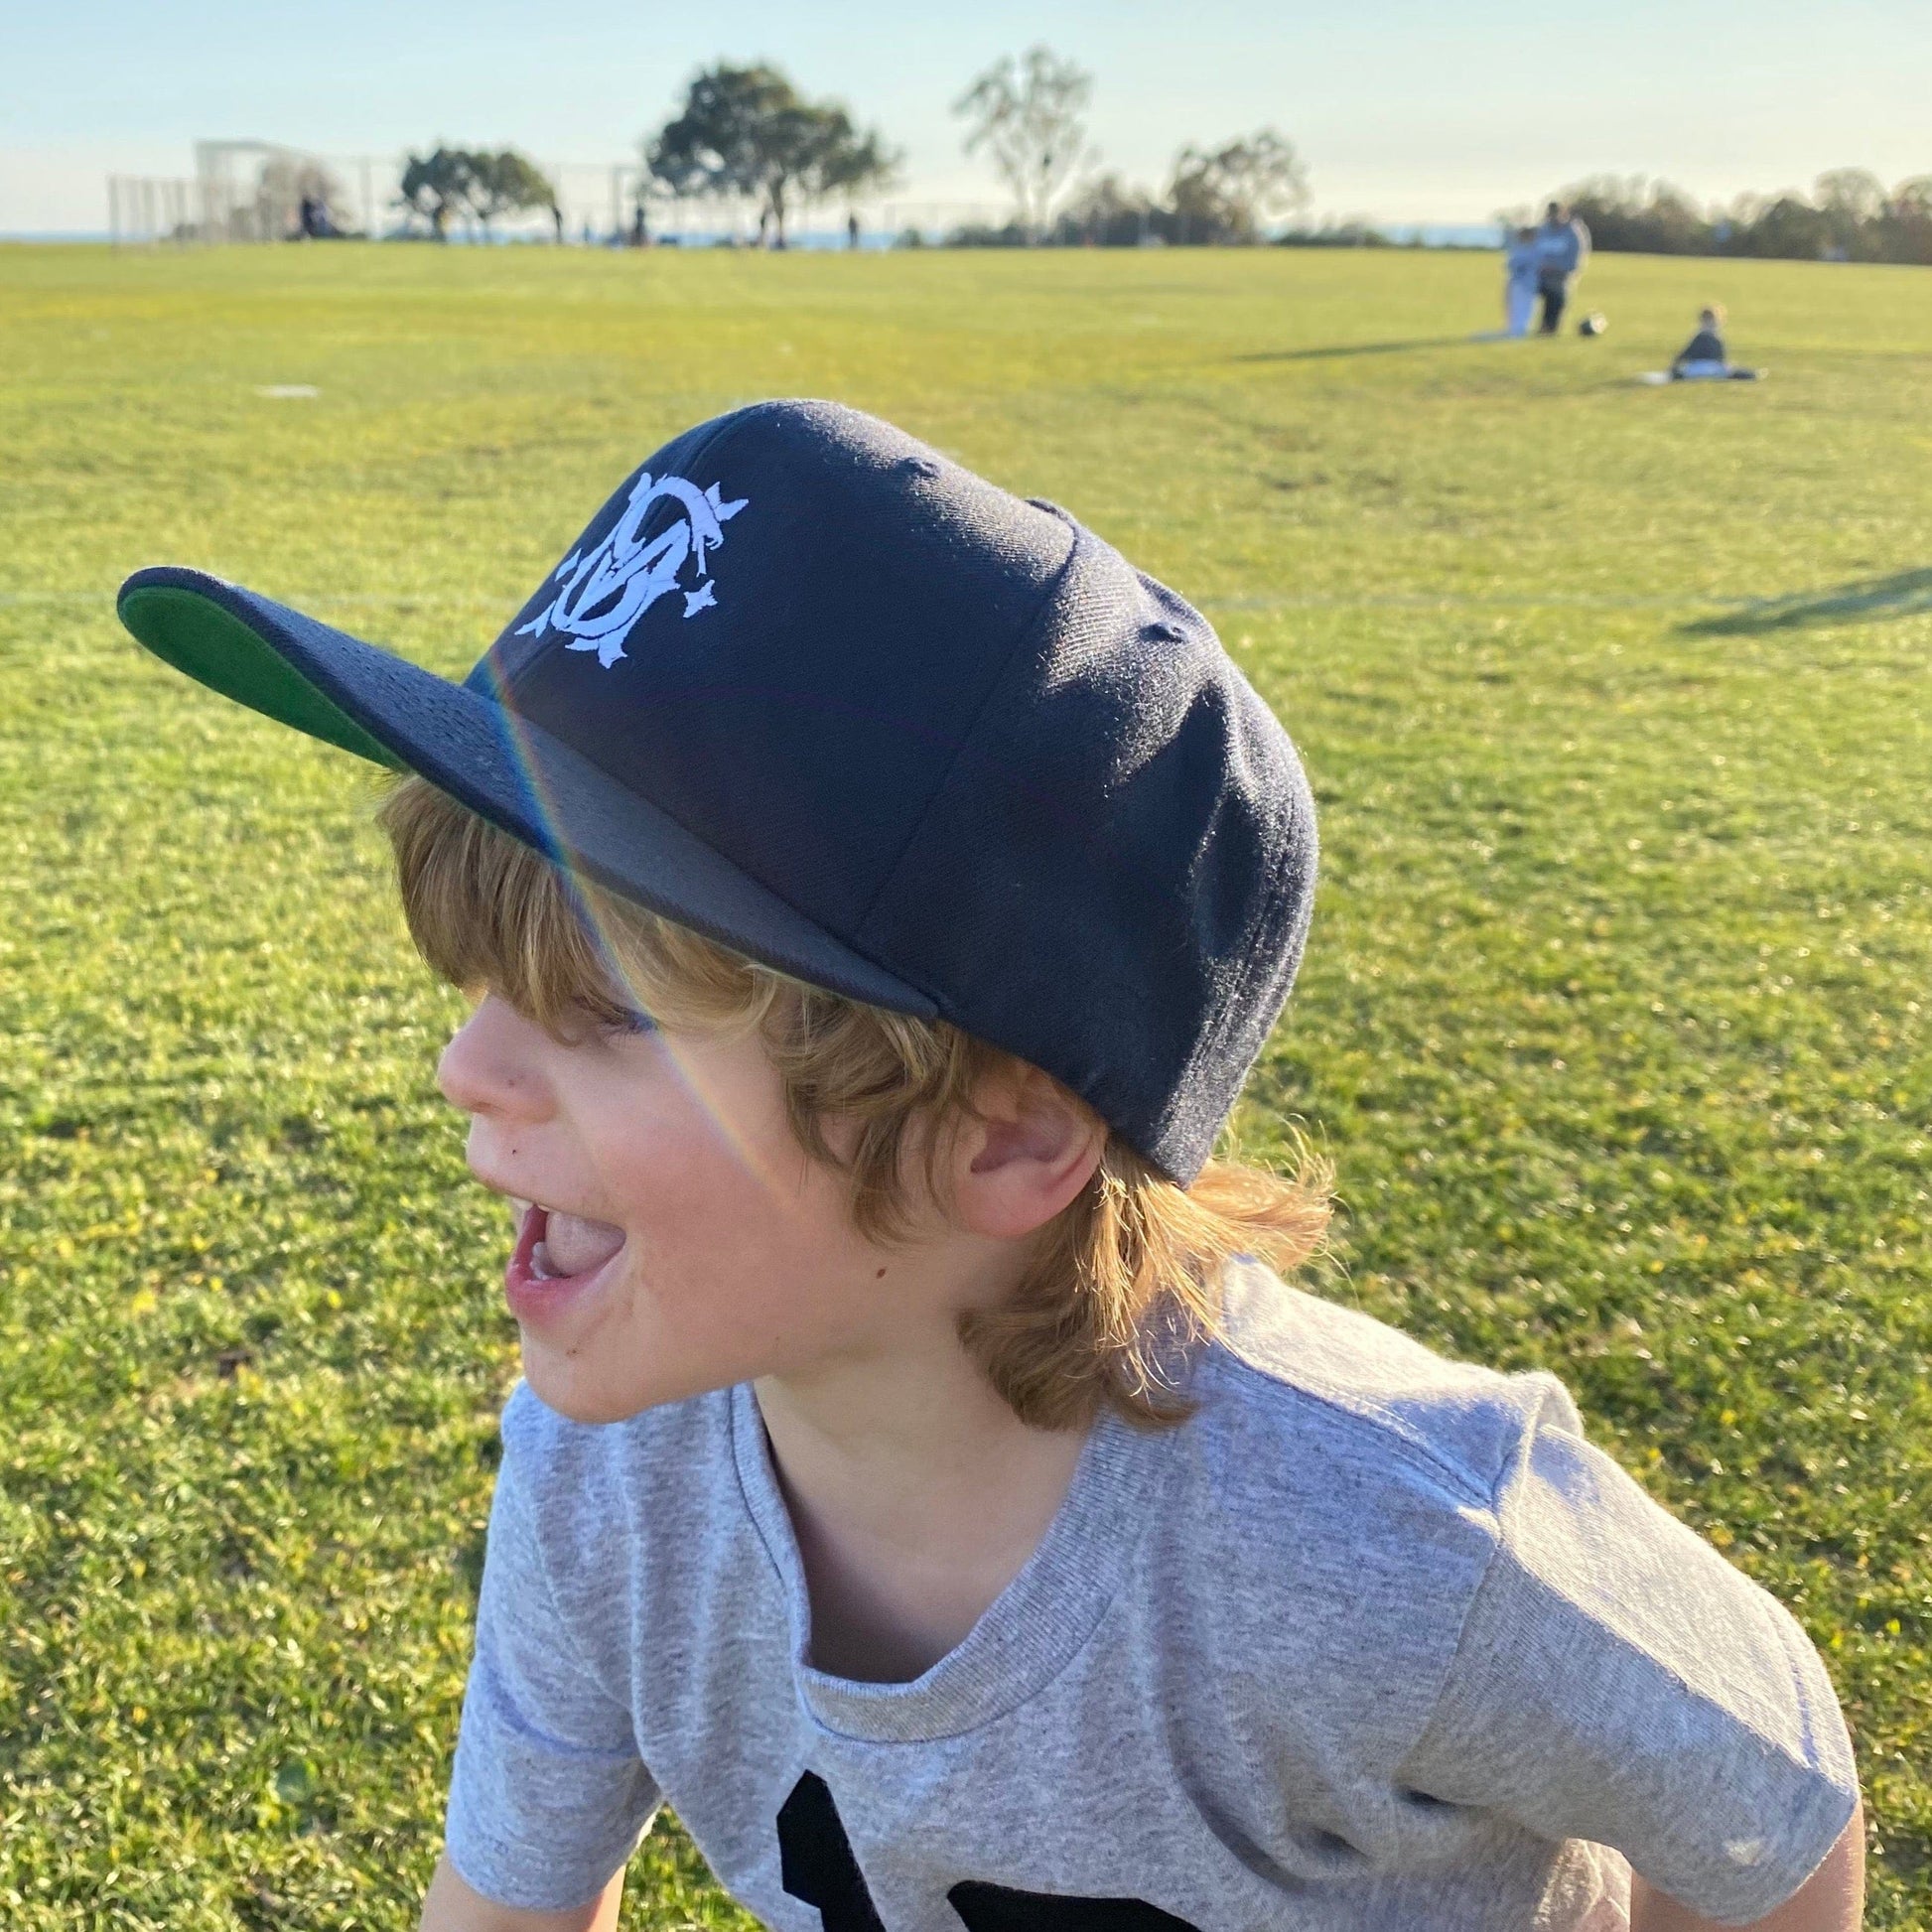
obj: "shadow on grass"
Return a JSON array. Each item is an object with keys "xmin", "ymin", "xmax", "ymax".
[
  {"xmin": 1684, "ymin": 567, "xmax": 1932, "ymax": 635},
  {"xmin": 1230, "ymin": 335, "xmax": 1475, "ymax": 363}
]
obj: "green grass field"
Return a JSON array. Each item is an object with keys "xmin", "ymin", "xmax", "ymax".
[{"xmin": 2, "ymin": 239, "xmax": 1930, "ymax": 1929}]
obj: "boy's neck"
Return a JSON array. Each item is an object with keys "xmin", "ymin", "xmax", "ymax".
[{"xmin": 754, "ymin": 1326, "xmax": 1090, "ymax": 1684}]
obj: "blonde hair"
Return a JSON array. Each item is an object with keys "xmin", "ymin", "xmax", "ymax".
[{"xmin": 379, "ymin": 776, "xmax": 1330, "ymax": 1430}]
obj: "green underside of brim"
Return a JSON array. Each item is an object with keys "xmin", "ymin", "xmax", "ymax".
[{"xmin": 119, "ymin": 585, "xmax": 408, "ymax": 771}]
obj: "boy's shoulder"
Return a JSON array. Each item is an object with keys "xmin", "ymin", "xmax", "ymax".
[
  {"xmin": 1193, "ymin": 1258, "xmax": 1580, "ymax": 1517},
  {"xmin": 1157, "ymin": 1265, "xmax": 1586, "ymax": 1763}
]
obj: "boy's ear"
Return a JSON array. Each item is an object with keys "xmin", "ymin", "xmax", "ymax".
[{"xmin": 950, "ymin": 1065, "xmax": 1106, "ymax": 1241}]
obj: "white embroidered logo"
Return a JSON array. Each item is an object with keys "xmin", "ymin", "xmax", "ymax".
[{"xmin": 516, "ymin": 471, "xmax": 749, "ymax": 668}]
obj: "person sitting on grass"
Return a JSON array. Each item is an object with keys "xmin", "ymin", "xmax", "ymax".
[
  {"xmin": 118, "ymin": 400, "xmax": 1863, "ymax": 1932},
  {"xmin": 1673, "ymin": 302, "xmax": 1761, "ymax": 379}
]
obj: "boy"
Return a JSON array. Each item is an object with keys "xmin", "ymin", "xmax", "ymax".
[
  {"xmin": 1672, "ymin": 305, "xmax": 1762, "ymax": 381},
  {"xmin": 118, "ymin": 400, "xmax": 1861, "ymax": 1931}
]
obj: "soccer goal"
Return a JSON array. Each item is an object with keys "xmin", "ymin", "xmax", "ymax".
[{"xmin": 108, "ymin": 142, "xmax": 388, "ymax": 245}]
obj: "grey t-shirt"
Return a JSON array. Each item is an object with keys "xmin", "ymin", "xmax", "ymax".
[{"xmin": 446, "ymin": 1262, "xmax": 1857, "ymax": 1930}]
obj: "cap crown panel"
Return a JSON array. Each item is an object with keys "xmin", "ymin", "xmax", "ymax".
[{"xmin": 475, "ymin": 403, "xmax": 1075, "ymax": 936}]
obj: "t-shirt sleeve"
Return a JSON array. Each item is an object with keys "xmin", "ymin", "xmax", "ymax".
[
  {"xmin": 1397, "ymin": 1384, "xmax": 1858, "ymax": 1925},
  {"xmin": 444, "ymin": 1408, "xmax": 661, "ymax": 1912}
]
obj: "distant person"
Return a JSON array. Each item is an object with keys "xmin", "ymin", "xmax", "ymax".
[
  {"xmin": 847, "ymin": 209, "xmax": 862, "ymax": 251},
  {"xmin": 1671, "ymin": 303, "xmax": 1760, "ymax": 379},
  {"xmin": 1503, "ymin": 225, "xmax": 1539, "ymax": 337},
  {"xmin": 1534, "ymin": 201, "xmax": 1590, "ymax": 334},
  {"xmin": 628, "ymin": 205, "xmax": 648, "ymax": 249}
]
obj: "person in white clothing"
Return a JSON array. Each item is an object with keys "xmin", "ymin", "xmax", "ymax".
[{"xmin": 1503, "ymin": 225, "xmax": 1539, "ymax": 337}]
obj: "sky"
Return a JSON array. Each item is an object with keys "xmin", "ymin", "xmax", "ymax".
[{"xmin": 3, "ymin": 0, "xmax": 1926, "ymax": 233}]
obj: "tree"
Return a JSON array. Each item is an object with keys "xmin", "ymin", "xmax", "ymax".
[
  {"xmin": 1893, "ymin": 177, "xmax": 1932, "ymax": 218},
  {"xmin": 1052, "ymin": 173, "xmax": 1160, "ymax": 247},
  {"xmin": 1815, "ymin": 168, "xmax": 1886, "ymax": 224},
  {"xmin": 398, "ymin": 148, "xmax": 474, "ymax": 239},
  {"xmin": 1557, "ymin": 176, "xmax": 1713, "ymax": 255},
  {"xmin": 466, "ymin": 150, "xmax": 559, "ymax": 239},
  {"xmin": 646, "ymin": 64, "xmax": 897, "ymax": 246},
  {"xmin": 1884, "ymin": 177, "xmax": 1932, "ymax": 266},
  {"xmin": 1729, "ymin": 192, "xmax": 1832, "ymax": 261},
  {"xmin": 1812, "ymin": 168, "xmax": 1886, "ymax": 259},
  {"xmin": 1168, "ymin": 130, "xmax": 1310, "ymax": 244},
  {"xmin": 954, "ymin": 47, "xmax": 1094, "ymax": 240}
]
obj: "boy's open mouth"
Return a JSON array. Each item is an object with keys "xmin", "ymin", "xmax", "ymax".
[{"xmin": 514, "ymin": 1200, "xmax": 626, "ymax": 1281}]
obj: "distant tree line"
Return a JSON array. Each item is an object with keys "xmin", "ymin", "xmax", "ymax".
[
  {"xmin": 976, "ymin": 132, "xmax": 1312, "ymax": 247},
  {"xmin": 381, "ymin": 69, "xmax": 1926, "ymax": 258},
  {"xmin": 620, "ymin": 49, "xmax": 1320, "ymax": 250},
  {"xmin": 392, "ymin": 48, "xmax": 1325, "ymax": 249},
  {"xmin": 1527, "ymin": 171, "xmax": 1932, "ymax": 266}
]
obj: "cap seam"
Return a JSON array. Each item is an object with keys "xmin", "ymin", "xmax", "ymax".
[
  {"xmin": 848, "ymin": 510, "xmax": 1085, "ymax": 943},
  {"xmin": 1143, "ymin": 767, "xmax": 1311, "ymax": 1163}
]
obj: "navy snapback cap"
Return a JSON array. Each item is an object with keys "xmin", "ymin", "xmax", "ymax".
[{"xmin": 117, "ymin": 400, "xmax": 1316, "ymax": 1182}]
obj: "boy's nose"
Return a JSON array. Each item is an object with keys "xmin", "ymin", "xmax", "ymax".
[{"xmin": 437, "ymin": 993, "xmax": 552, "ymax": 1122}]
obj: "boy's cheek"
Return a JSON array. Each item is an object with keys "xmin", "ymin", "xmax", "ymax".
[
  {"xmin": 600, "ymin": 1188, "xmax": 887, "ymax": 1403},
  {"xmin": 606, "ymin": 1136, "xmax": 787, "ymax": 1264},
  {"xmin": 601, "ymin": 1100, "xmax": 832, "ymax": 1261}
]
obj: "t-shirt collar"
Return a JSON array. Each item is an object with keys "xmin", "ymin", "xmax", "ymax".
[{"xmin": 728, "ymin": 1378, "xmax": 1181, "ymax": 1742}]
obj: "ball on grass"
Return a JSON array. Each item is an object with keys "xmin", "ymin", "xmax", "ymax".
[{"xmin": 1578, "ymin": 312, "xmax": 1608, "ymax": 338}]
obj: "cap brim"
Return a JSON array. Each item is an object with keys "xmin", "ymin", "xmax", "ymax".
[{"xmin": 117, "ymin": 567, "xmax": 938, "ymax": 1019}]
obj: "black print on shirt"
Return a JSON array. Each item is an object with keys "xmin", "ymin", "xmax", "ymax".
[
  {"xmin": 778, "ymin": 1772, "xmax": 886, "ymax": 1932},
  {"xmin": 776, "ymin": 1772, "xmax": 1203, "ymax": 1932}
]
